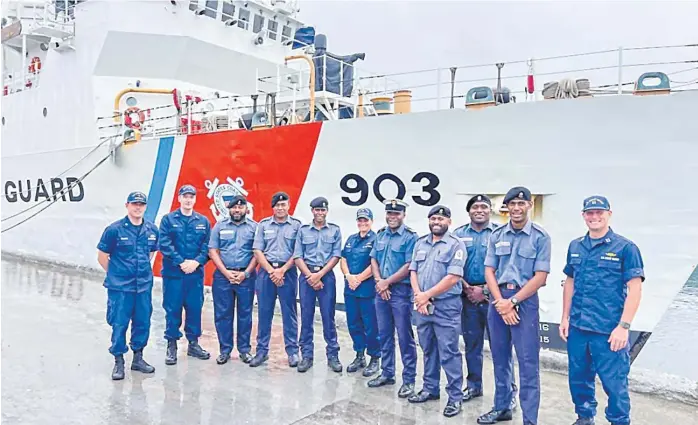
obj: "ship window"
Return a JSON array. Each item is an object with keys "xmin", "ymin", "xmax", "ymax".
[
  {"xmin": 221, "ymin": 2, "xmax": 235, "ymax": 22},
  {"xmin": 237, "ymin": 8, "xmax": 250, "ymax": 29},
  {"xmin": 253, "ymin": 14, "xmax": 264, "ymax": 33},
  {"xmin": 204, "ymin": 0, "xmax": 217, "ymax": 18},
  {"xmin": 281, "ymin": 25, "xmax": 292, "ymax": 43},
  {"xmin": 188, "ymin": 0, "xmax": 198, "ymax": 12},
  {"xmin": 43, "ymin": 107, "xmax": 47, "ymax": 117},
  {"xmin": 2, "ymin": 117, "xmax": 5, "ymax": 126},
  {"xmin": 267, "ymin": 20, "xmax": 278, "ymax": 40},
  {"xmin": 126, "ymin": 97, "xmax": 137, "ymax": 107}
]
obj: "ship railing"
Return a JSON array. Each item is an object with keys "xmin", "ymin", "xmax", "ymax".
[
  {"xmin": 2, "ymin": 0, "xmax": 77, "ymax": 35},
  {"xmin": 259, "ymin": 43, "xmax": 698, "ymax": 116},
  {"xmin": 2, "ymin": 69, "xmax": 42, "ymax": 95}
]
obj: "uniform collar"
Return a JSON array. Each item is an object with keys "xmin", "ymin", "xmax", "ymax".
[
  {"xmin": 465, "ymin": 221, "xmax": 496, "ymax": 233},
  {"xmin": 426, "ymin": 231, "xmax": 450, "ymax": 245},
  {"xmin": 121, "ymin": 216, "xmax": 144, "ymax": 227},
  {"xmin": 504, "ymin": 219, "xmax": 532, "ymax": 235},
  {"xmin": 358, "ymin": 229, "xmax": 375, "ymax": 239},
  {"xmin": 174, "ymin": 209, "xmax": 197, "ymax": 219},
  {"xmin": 227, "ymin": 217, "xmax": 248, "ymax": 226},
  {"xmin": 271, "ymin": 216, "xmax": 291, "ymax": 225},
  {"xmin": 584, "ymin": 227, "xmax": 615, "ymax": 247},
  {"xmin": 311, "ymin": 221, "xmax": 329, "ymax": 230}
]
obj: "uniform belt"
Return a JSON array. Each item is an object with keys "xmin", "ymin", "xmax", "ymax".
[
  {"xmin": 307, "ymin": 264, "xmax": 325, "ymax": 272},
  {"xmin": 468, "ymin": 282, "xmax": 486, "ymax": 286},
  {"xmin": 226, "ymin": 267, "xmax": 246, "ymax": 272},
  {"xmin": 499, "ymin": 283, "xmax": 517, "ymax": 290},
  {"xmin": 270, "ymin": 262, "xmax": 285, "ymax": 269}
]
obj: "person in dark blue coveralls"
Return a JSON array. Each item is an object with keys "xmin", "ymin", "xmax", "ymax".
[
  {"xmin": 97, "ymin": 191, "xmax": 160, "ymax": 380},
  {"xmin": 158, "ymin": 184, "xmax": 211, "ymax": 365},
  {"xmin": 208, "ymin": 195, "xmax": 258, "ymax": 365},
  {"xmin": 408, "ymin": 205, "xmax": 466, "ymax": 417},
  {"xmin": 478, "ymin": 186, "xmax": 551, "ymax": 425},
  {"xmin": 249, "ymin": 191, "xmax": 302, "ymax": 368},
  {"xmin": 340, "ymin": 207, "xmax": 381, "ymax": 377},
  {"xmin": 454, "ymin": 195, "xmax": 518, "ymax": 410},
  {"xmin": 367, "ymin": 199, "xmax": 418, "ymax": 399},
  {"xmin": 560, "ymin": 196, "xmax": 644, "ymax": 425},
  {"xmin": 294, "ymin": 196, "xmax": 343, "ymax": 373}
]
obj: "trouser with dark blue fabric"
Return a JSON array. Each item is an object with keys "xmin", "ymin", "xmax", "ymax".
[
  {"xmin": 345, "ymin": 293, "xmax": 380, "ymax": 358},
  {"xmin": 375, "ymin": 283, "xmax": 417, "ymax": 384},
  {"xmin": 212, "ymin": 271, "xmax": 256, "ymax": 356},
  {"xmin": 568, "ymin": 325, "xmax": 631, "ymax": 425},
  {"xmin": 254, "ymin": 267, "xmax": 299, "ymax": 357},
  {"xmin": 162, "ymin": 273, "xmax": 204, "ymax": 342},
  {"xmin": 488, "ymin": 288, "xmax": 540, "ymax": 425},
  {"xmin": 106, "ymin": 289, "xmax": 153, "ymax": 356},
  {"xmin": 299, "ymin": 272, "xmax": 339, "ymax": 360},
  {"xmin": 417, "ymin": 295, "xmax": 463, "ymax": 404},
  {"xmin": 462, "ymin": 294, "xmax": 519, "ymax": 392}
]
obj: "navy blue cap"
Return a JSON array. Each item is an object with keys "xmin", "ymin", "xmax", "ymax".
[
  {"xmin": 385, "ymin": 199, "xmax": 408, "ymax": 212},
  {"xmin": 227, "ymin": 195, "xmax": 247, "ymax": 208},
  {"xmin": 356, "ymin": 208, "xmax": 373, "ymax": 220},
  {"xmin": 271, "ymin": 191, "xmax": 290, "ymax": 207},
  {"xmin": 503, "ymin": 186, "xmax": 531, "ymax": 204},
  {"xmin": 466, "ymin": 194, "xmax": 492, "ymax": 212},
  {"xmin": 428, "ymin": 205, "xmax": 451, "ymax": 218},
  {"xmin": 127, "ymin": 191, "xmax": 147, "ymax": 204},
  {"xmin": 582, "ymin": 195, "xmax": 610, "ymax": 212},
  {"xmin": 310, "ymin": 196, "xmax": 329, "ymax": 209},
  {"xmin": 178, "ymin": 184, "xmax": 196, "ymax": 196}
]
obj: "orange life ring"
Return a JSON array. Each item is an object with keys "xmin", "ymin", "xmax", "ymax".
[
  {"xmin": 124, "ymin": 106, "xmax": 146, "ymax": 129},
  {"xmin": 28, "ymin": 56, "xmax": 41, "ymax": 74}
]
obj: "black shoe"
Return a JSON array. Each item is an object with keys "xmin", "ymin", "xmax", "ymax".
[
  {"xmin": 131, "ymin": 350, "xmax": 155, "ymax": 374},
  {"xmin": 510, "ymin": 383, "xmax": 518, "ymax": 411},
  {"xmin": 239, "ymin": 352, "xmax": 253, "ymax": 364},
  {"xmin": 111, "ymin": 355, "xmax": 125, "ymax": 380},
  {"xmin": 398, "ymin": 382, "xmax": 415, "ymax": 398},
  {"xmin": 462, "ymin": 387, "xmax": 483, "ymax": 402},
  {"xmin": 362, "ymin": 357, "xmax": 380, "ymax": 377},
  {"xmin": 367, "ymin": 375, "xmax": 396, "ymax": 388},
  {"xmin": 249, "ymin": 353, "xmax": 268, "ymax": 367},
  {"xmin": 477, "ymin": 409, "xmax": 513, "ymax": 424},
  {"xmin": 572, "ymin": 418, "xmax": 595, "ymax": 425},
  {"xmin": 297, "ymin": 357, "xmax": 313, "ymax": 373},
  {"xmin": 288, "ymin": 353, "xmax": 300, "ymax": 368},
  {"xmin": 216, "ymin": 352, "xmax": 231, "ymax": 365},
  {"xmin": 187, "ymin": 340, "xmax": 210, "ymax": 360},
  {"xmin": 165, "ymin": 340, "xmax": 177, "ymax": 365},
  {"xmin": 408, "ymin": 390, "xmax": 440, "ymax": 403},
  {"xmin": 444, "ymin": 401, "xmax": 463, "ymax": 418},
  {"xmin": 346, "ymin": 352, "xmax": 366, "ymax": 373},
  {"xmin": 328, "ymin": 357, "xmax": 343, "ymax": 373}
]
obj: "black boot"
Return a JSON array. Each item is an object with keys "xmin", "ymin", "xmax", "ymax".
[
  {"xmin": 131, "ymin": 350, "xmax": 155, "ymax": 374},
  {"xmin": 328, "ymin": 357, "xmax": 343, "ymax": 373},
  {"xmin": 362, "ymin": 357, "xmax": 380, "ymax": 377},
  {"xmin": 187, "ymin": 340, "xmax": 211, "ymax": 360},
  {"xmin": 111, "ymin": 355, "xmax": 125, "ymax": 380},
  {"xmin": 297, "ymin": 357, "xmax": 313, "ymax": 373},
  {"xmin": 346, "ymin": 352, "xmax": 366, "ymax": 373},
  {"xmin": 165, "ymin": 340, "xmax": 177, "ymax": 365}
]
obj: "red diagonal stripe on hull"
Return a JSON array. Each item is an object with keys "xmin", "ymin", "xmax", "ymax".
[{"xmin": 153, "ymin": 122, "xmax": 323, "ymax": 285}]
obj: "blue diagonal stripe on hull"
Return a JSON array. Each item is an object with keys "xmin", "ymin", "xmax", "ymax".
[{"xmin": 144, "ymin": 136, "xmax": 175, "ymax": 223}]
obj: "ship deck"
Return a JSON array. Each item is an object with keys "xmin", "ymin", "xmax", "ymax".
[{"xmin": 1, "ymin": 257, "xmax": 695, "ymax": 425}]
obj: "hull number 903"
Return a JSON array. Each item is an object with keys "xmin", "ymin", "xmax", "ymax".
[{"xmin": 339, "ymin": 172, "xmax": 441, "ymax": 207}]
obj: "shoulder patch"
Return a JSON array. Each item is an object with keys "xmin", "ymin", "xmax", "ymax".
[
  {"xmin": 289, "ymin": 216, "xmax": 302, "ymax": 223},
  {"xmin": 377, "ymin": 226, "xmax": 387, "ymax": 234},
  {"xmin": 260, "ymin": 216, "xmax": 272, "ymax": 223},
  {"xmin": 404, "ymin": 226, "xmax": 417, "ymax": 233}
]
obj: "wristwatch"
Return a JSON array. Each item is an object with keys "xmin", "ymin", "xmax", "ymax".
[
  {"xmin": 244, "ymin": 271, "xmax": 251, "ymax": 279},
  {"xmin": 511, "ymin": 297, "xmax": 519, "ymax": 307},
  {"xmin": 619, "ymin": 321, "xmax": 631, "ymax": 330}
]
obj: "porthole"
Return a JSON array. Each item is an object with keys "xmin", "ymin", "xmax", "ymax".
[
  {"xmin": 43, "ymin": 107, "xmax": 47, "ymax": 117},
  {"xmin": 2, "ymin": 117, "xmax": 5, "ymax": 125},
  {"xmin": 126, "ymin": 96, "xmax": 138, "ymax": 107}
]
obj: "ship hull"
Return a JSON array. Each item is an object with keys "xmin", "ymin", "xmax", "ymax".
[{"xmin": 3, "ymin": 92, "xmax": 698, "ymax": 354}]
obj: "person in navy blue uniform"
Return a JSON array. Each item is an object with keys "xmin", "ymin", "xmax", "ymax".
[
  {"xmin": 249, "ymin": 191, "xmax": 302, "ymax": 368},
  {"xmin": 340, "ymin": 207, "xmax": 381, "ymax": 377},
  {"xmin": 208, "ymin": 195, "xmax": 258, "ymax": 365},
  {"xmin": 97, "ymin": 191, "xmax": 160, "ymax": 380},
  {"xmin": 158, "ymin": 184, "xmax": 211, "ymax": 365},
  {"xmin": 293, "ymin": 196, "xmax": 343, "ymax": 373},
  {"xmin": 478, "ymin": 186, "xmax": 551, "ymax": 425},
  {"xmin": 408, "ymin": 205, "xmax": 466, "ymax": 417},
  {"xmin": 454, "ymin": 195, "xmax": 518, "ymax": 410},
  {"xmin": 560, "ymin": 196, "xmax": 644, "ymax": 425},
  {"xmin": 367, "ymin": 199, "xmax": 418, "ymax": 399}
]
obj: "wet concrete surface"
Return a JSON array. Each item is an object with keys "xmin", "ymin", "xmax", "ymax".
[{"xmin": 2, "ymin": 258, "xmax": 697, "ymax": 425}]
